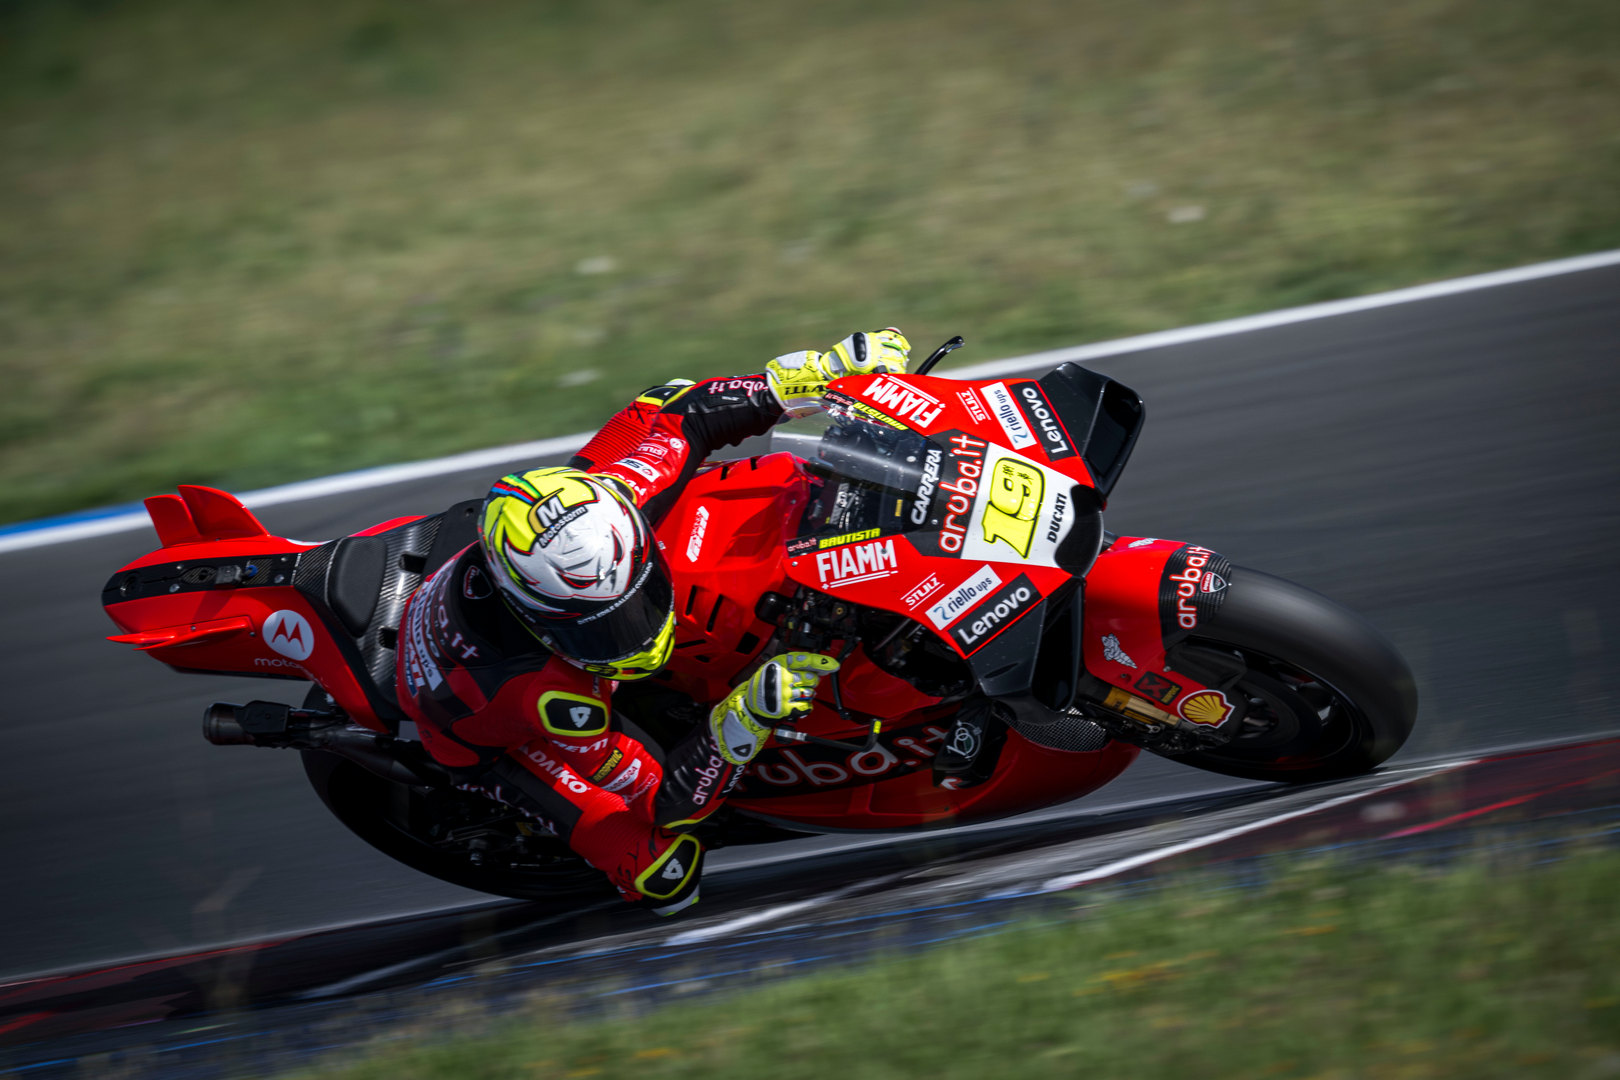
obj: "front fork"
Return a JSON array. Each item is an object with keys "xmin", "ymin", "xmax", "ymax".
[{"xmin": 1068, "ymin": 536, "xmax": 1251, "ymax": 752}]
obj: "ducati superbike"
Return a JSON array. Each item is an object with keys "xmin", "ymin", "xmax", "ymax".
[{"xmin": 101, "ymin": 342, "xmax": 1418, "ymax": 901}]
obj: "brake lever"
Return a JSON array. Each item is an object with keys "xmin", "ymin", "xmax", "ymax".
[
  {"xmin": 772, "ymin": 635, "xmax": 882, "ymax": 753},
  {"xmin": 913, "ymin": 335, "xmax": 965, "ymax": 376}
]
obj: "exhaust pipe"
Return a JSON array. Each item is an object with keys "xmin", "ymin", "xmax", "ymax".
[
  {"xmin": 203, "ymin": 702, "xmax": 253, "ymax": 745},
  {"xmin": 204, "ymin": 701, "xmax": 446, "ymax": 787}
]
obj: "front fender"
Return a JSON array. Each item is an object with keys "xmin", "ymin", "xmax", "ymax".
[{"xmin": 1080, "ymin": 536, "xmax": 1236, "ymax": 722}]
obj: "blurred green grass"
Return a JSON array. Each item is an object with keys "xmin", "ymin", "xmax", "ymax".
[
  {"xmin": 3, "ymin": 0, "xmax": 1618, "ymax": 523},
  {"xmin": 300, "ymin": 847, "xmax": 1620, "ymax": 1079}
]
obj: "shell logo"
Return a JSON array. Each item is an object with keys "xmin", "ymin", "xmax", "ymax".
[{"xmin": 1179, "ymin": 690, "xmax": 1232, "ymax": 727}]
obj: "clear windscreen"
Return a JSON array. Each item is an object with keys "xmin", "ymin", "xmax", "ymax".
[{"xmin": 769, "ymin": 408, "xmax": 935, "ymax": 542}]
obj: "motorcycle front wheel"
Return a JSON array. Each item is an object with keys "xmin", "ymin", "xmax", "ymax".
[{"xmin": 1154, "ymin": 567, "xmax": 1418, "ymax": 784}]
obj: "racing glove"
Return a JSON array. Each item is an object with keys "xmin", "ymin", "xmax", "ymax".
[
  {"xmin": 765, "ymin": 328, "xmax": 912, "ymax": 417},
  {"xmin": 709, "ymin": 652, "xmax": 840, "ymax": 765}
]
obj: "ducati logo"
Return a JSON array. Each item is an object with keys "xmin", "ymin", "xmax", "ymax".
[
  {"xmin": 462, "ymin": 564, "xmax": 493, "ymax": 600},
  {"xmin": 262, "ymin": 610, "xmax": 315, "ymax": 662}
]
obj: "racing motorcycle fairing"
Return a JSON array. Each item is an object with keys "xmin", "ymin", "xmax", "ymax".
[
  {"xmin": 1079, "ymin": 536, "xmax": 1242, "ymax": 731},
  {"xmin": 100, "ymin": 365, "xmax": 1229, "ymax": 835},
  {"xmin": 102, "ymin": 487, "xmax": 481, "ymax": 735}
]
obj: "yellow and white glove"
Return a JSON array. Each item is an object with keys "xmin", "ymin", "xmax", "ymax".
[
  {"xmin": 709, "ymin": 652, "xmax": 840, "ymax": 764},
  {"xmin": 765, "ymin": 328, "xmax": 912, "ymax": 417}
]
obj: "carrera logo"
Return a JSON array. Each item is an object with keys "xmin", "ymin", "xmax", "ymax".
[
  {"xmin": 862, "ymin": 376, "xmax": 945, "ymax": 430},
  {"xmin": 816, "ymin": 538, "xmax": 898, "ymax": 588},
  {"xmin": 686, "ymin": 505, "xmax": 710, "ymax": 562},
  {"xmin": 926, "ymin": 564, "xmax": 1002, "ymax": 629},
  {"xmin": 263, "ymin": 610, "xmax": 315, "ymax": 662},
  {"xmin": 939, "ymin": 433, "xmax": 988, "ymax": 554},
  {"xmin": 951, "ymin": 573, "xmax": 1037, "ymax": 653},
  {"xmin": 957, "ymin": 389, "xmax": 989, "ymax": 424},
  {"xmin": 981, "ymin": 382, "xmax": 1037, "ymax": 450},
  {"xmin": 1014, "ymin": 382, "xmax": 1076, "ymax": 460},
  {"xmin": 911, "ymin": 448, "xmax": 942, "ymax": 525},
  {"xmin": 902, "ymin": 573, "xmax": 944, "ymax": 609}
]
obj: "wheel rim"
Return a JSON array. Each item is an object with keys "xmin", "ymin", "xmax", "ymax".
[{"xmin": 1187, "ymin": 641, "xmax": 1369, "ymax": 772}]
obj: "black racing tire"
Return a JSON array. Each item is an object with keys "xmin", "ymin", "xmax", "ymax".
[
  {"xmin": 1154, "ymin": 566, "xmax": 1418, "ymax": 784},
  {"xmin": 300, "ymin": 748, "xmax": 615, "ymax": 905}
]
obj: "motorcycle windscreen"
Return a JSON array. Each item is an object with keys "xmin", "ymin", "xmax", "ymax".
[{"xmin": 772, "ymin": 407, "xmax": 1103, "ymax": 576}]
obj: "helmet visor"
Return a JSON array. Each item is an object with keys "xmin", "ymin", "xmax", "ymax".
[{"xmin": 523, "ymin": 545, "xmax": 675, "ymax": 665}]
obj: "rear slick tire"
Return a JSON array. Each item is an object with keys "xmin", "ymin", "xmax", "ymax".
[
  {"xmin": 300, "ymin": 748, "xmax": 615, "ymax": 905},
  {"xmin": 1154, "ymin": 566, "xmax": 1418, "ymax": 784}
]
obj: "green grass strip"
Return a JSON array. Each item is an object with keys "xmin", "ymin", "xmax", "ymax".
[
  {"xmin": 4, "ymin": 0, "xmax": 1620, "ymax": 523},
  {"xmin": 299, "ymin": 845, "xmax": 1620, "ymax": 1079}
]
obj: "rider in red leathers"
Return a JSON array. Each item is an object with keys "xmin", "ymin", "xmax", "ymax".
[{"xmin": 393, "ymin": 330, "xmax": 911, "ymax": 913}]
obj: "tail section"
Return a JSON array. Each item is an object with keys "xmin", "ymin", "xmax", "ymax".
[
  {"xmin": 102, "ymin": 486, "xmax": 323, "ymax": 682},
  {"xmin": 103, "ymin": 486, "xmax": 465, "ymax": 736},
  {"xmin": 142, "ymin": 485, "xmax": 272, "ymax": 547}
]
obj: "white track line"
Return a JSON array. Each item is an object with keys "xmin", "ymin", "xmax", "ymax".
[
  {"xmin": 663, "ymin": 877, "xmax": 884, "ymax": 947},
  {"xmin": 1040, "ymin": 762, "xmax": 1470, "ymax": 892},
  {"xmin": 5, "ymin": 247, "xmax": 1617, "ymax": 557}
]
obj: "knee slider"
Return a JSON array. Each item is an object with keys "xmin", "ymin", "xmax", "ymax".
[{"xmin": 635, "ymin": 832, "xmax": 704, "ymax": 916}]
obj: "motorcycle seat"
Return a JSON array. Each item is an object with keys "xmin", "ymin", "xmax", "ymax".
[{"xmin": 293, "ymin": 497, "xmax": 480, "ymax": 732}]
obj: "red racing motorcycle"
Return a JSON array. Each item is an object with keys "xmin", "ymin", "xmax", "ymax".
[{"xmin": 101, "ymin": 342, "xmax": 1418, "ymax": 901}]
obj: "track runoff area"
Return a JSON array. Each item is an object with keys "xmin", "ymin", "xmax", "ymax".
[{"xmin": 3, "ymin": 251, "xmax": 1620, "ymax": 1076}]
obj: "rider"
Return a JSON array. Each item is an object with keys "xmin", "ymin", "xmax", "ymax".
[{"xmin": 395, "ymin": 329, "xmax": 912, "ymax": 914}]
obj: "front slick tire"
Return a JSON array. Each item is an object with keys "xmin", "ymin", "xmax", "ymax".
[{"xmin": 1158, "ymin": 567, "xmax": 1418, "ymax": 784}]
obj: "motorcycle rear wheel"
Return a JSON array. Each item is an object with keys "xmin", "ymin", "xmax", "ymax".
[
  {"xmin": 300, "ymin": 748, "xmax": 615, "ymax": 905},
  {"xmin": 1154, "ymin": 566, "xmax": 1418, "ymax": 783}
]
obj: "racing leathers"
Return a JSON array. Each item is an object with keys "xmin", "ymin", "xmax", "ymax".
[{"xmin": 394, "ymin": 373, "xmax": 787, "ymax": 914}]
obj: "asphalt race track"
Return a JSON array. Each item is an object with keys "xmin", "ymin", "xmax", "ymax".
[{"xmin": 2, "ymin": 260, "xmax": 1617, "ymax": 996}]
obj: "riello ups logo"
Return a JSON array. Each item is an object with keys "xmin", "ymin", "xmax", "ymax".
[{"xmin": 951, "ymin": 573, "xmax": 1038, "ymax": 653}]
